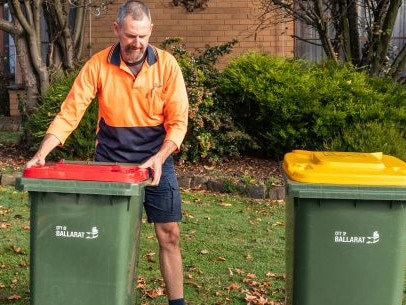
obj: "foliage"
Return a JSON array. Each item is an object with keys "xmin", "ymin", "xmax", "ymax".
[
  {"xmin": 259, "ymin": 0, "xmax": 406, "ymax": 80},
  {"xmin": 0, "ymin": 187, "xmax": 286, "ymax": 305},
  {"xmin": 172, "ymin": 0, "xmax": 211, "ymax": 12},
  {"xmin": 0, "ymin": 0, "xmax": 98, "ymax": 124},
  {"xmin": 325, "ymin": 122, "xmax": 406, "ymax": 160},
  {"xmin": 217, "ymin": 52, "xmax": 406, "ymax": 160},
  {"xmin": 0, "ymin": 131, "xmax": 21, "ymax": 145},
  {"xmin": 24, "ymin": 38, "xmax": 254, "ymax": 163},
  {"xmin": 217, "ymin": 53, "xmax": 311, "ymax": 158},
  {"xmin": 27, "ymin": 68, "xmax": 98, "ymax": 161},
  {"xmin": 161, "ymin": 37, "xmax": 257, "ymax": 163}
]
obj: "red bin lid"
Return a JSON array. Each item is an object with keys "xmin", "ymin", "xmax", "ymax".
[{"xmin": 22, "ymin": 161, "xmax": 150, "ymax": 183}]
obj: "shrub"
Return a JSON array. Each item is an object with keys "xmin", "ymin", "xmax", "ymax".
[
  {"xmin": 27, "ymin": 38, "xmax": 254, "ymax": 163},
  {"xmin": 161, "ymin": 37, "xmax": 257, "ymax": 163},
  {"xmin": 325, "ymin": 122, "xmax": 406, "ymax": 161},
  {"xmin": 27, "ymin": 68, "xmax": 98, "ymax": 161},
  {"xmin": 216, "ymin": 53, "xmax": 316, "ymax": 157},
  {"xmin": 217, "ymin": 53, "xmax": 406, "ymax": 160}
]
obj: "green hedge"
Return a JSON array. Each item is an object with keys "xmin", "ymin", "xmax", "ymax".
[
  {"xmin": 217, "ymin": 53, "xmax": 406, "ymax": 161},
  {"xmin": 161, "ymin": 38, "xmax": 256, "ymax": 163},
  {"xmin": 28, "ymin": 49, "xmax": 406, "ymax": 163},
  {"xmin": 27, "ymin": 39, "xmax": 253, "ymax": 163}
]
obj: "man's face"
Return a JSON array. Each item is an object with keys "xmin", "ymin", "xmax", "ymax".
[{"xmin": 114, "ymin": 15, "xmax": 153, "ymax": 63}]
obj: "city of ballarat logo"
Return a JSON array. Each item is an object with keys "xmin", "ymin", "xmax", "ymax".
[
  {"xmin": 334, "ymin": 231, "xmax": 380, "ymax": 244},
  {"xmin": 55, "ymin": 226, "xmax": 99, "ymax": 239}
]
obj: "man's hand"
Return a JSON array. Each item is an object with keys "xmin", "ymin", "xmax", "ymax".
[
  {"xmin": 25, "ymin": 134, "xmax": 61, "ymax": 168},
  {"xmin": 139, "ymin": 140, "xmax": 178, "ymax": 185},
  {"xmin": 140, "ymin": 154, "xmax": 163, "ymax": 186},
  {"xmin": 26, "ymin": 153, "xmax": 46, "ymax": 168}
]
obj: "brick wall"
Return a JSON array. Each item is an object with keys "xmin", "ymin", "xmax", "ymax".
[
  {"xmin": 8, "ymin": 89, "xmax": 25, "ymax": 116},
  {"xmin": 83, "ymin": 0, "xmax": 294, "ymax": 66}
]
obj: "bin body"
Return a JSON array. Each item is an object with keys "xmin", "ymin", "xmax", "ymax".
[
  {"xmin": 283, "ymin": 150, "xmax": 406, "ymax": 305},
  {"xmin": 17, "ymin": 162, "xmax": 149, "ymax": 305}
]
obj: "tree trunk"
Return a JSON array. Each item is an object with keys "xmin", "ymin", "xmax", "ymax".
[
  {"xmin": 11, "ymin": 28, "xmax": 39, "ymax": 116},
  {"xmin": 261, "ymin": 0, "xmax": 406, "ymax": 79},
  {"xmin": 367, "ymin": 0, "xmax": 402, "ymax": 76},
  {"xmin": 390, "ymin": 44, "xmax": 406, "ymax": 81},
  {"xmin": 346, "ymin": 0, "xmax": 361, "ymax": 65}
]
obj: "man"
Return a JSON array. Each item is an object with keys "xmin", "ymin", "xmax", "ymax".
[{"xmin": 26, "ymin": 1, "xmax": 189, "ymax": 304}]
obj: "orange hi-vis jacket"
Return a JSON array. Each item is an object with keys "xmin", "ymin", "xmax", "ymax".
[{"xmin": 47, "ymin": 43, "xmax": 189, "ymax": 163}]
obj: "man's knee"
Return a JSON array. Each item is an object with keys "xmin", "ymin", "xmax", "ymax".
[{"xmin": 155, "ymin": 222, "xmax": 180, "ymax": 247}]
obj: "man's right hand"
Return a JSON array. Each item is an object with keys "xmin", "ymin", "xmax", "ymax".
[
  {"xmin": 26, "ymin": 154, "xmax": 46, "ymax": 168},
  {"xmin": 25, "ymin": 134, "xmax": 61, "ymax": 168}
]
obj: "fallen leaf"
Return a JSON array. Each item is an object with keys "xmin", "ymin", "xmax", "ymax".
[
  {"xmin": 183, "ymin": 210, "xmax": 195, "ymax": 219},
  {"xmin": 19, "ymin": 262, "xmax": 28, "ymax": 268},
  {"xmin": 8, "ymin": 294, "xmax": 21, "ymax": 300},
  {"xmin": 246, "ymin": 254, "xmax": 254, "ymax": 261},
  {"xmin": 184, "ymin": 280, "xmax": 201, "ymax": 289},
  {"xmin": 145, "ymin": 287, "xmax": 165, "ymax": 299},
  {"xmin": 203, "ymin": 165, "xmax": 215, "ymax": 170},
  {"xmin": 227, "ymin": 282, "xmax": 240, "ymax": 291},
  {"xmin": 0, "ymin": 222, "xmax": 11, "ymax": 229},
  {"xmin": 11, "ymin": 246, "xmax": 22, "ymax": 254},
  {"xmin": 245, "ymin": 293, "xmax": 257, "ymax": 302},
  {"xmin": 145, "ymin": 252, "xmax": 156, "ymax": 262},
  {"xmin": 186, "ymin": 265, "xmax": 202, "ymax": 273},
  {"xmin": 216, "ymin": 257, "xmax": 226, "ymax": 261},
  {"xmin": 219, "ymin": 203, "xmax": 232, "ymax": 207},
  {"xmin": 136, "ymin": 277, "xmax": 146, "ymax": 289},
  {"xmin": 0, "ymin": 207, "xmax": 11, "ymax": 216},
  {"xmin": 272, "ymin": 221, "xmax": 285, "ymax": 227},
  {"xmin": 256, "ymin": 296, "xmax": 270, "ymax": 305}
]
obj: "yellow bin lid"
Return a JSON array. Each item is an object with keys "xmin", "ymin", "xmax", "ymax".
[{"xmin": 283, "ymin": 150, "xmax": 406, "ymax": 185}]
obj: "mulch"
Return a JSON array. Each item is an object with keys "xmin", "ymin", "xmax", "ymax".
[{"xmin": 0, "ymin": 141, "xmax": 284, "ymax": 188}]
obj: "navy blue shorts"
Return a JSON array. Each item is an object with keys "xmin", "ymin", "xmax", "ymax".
[{"xmin": 143, "ymin": 156, "xmax": 182, "ymax": 223}]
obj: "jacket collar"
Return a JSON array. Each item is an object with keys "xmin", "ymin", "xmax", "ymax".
[{"xmin": 108, "ymin": 43, "xmax": 157, "ymax": 66}]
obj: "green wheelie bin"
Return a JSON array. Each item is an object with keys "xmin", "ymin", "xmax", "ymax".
[
  {"xmin": 16, "ymin": 161, "xmax": 150, "ymax": 305},
  {"xmin": 283, "ymin": 150, "xmax": 406, "ymax": 305}
]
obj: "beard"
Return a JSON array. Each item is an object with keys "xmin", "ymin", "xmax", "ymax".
[{"xmin": 121, "ymin": 45, "xmax": 146, "ymax": 63}]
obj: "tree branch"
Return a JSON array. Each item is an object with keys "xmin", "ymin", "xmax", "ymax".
[{"xmin": 0, "ymin": 18, "xmax": 19, "ymax": 35}]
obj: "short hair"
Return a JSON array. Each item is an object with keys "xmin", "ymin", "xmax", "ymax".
[{"xmin": 116, "ymin": 1, "xmax": 152, "ymax": 25}]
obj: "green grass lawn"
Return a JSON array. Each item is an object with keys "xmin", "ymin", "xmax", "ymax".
[
  {"xmin": 2, "ymin": 186, "xmax": 406, "ymax": 305},
  {"xmin": 0, "ymin": 187, "xmax": 286, "ymax": 305},
  {"xmin": 1, "ymin": 130, "xmax": 406, "ymax": 305}
]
